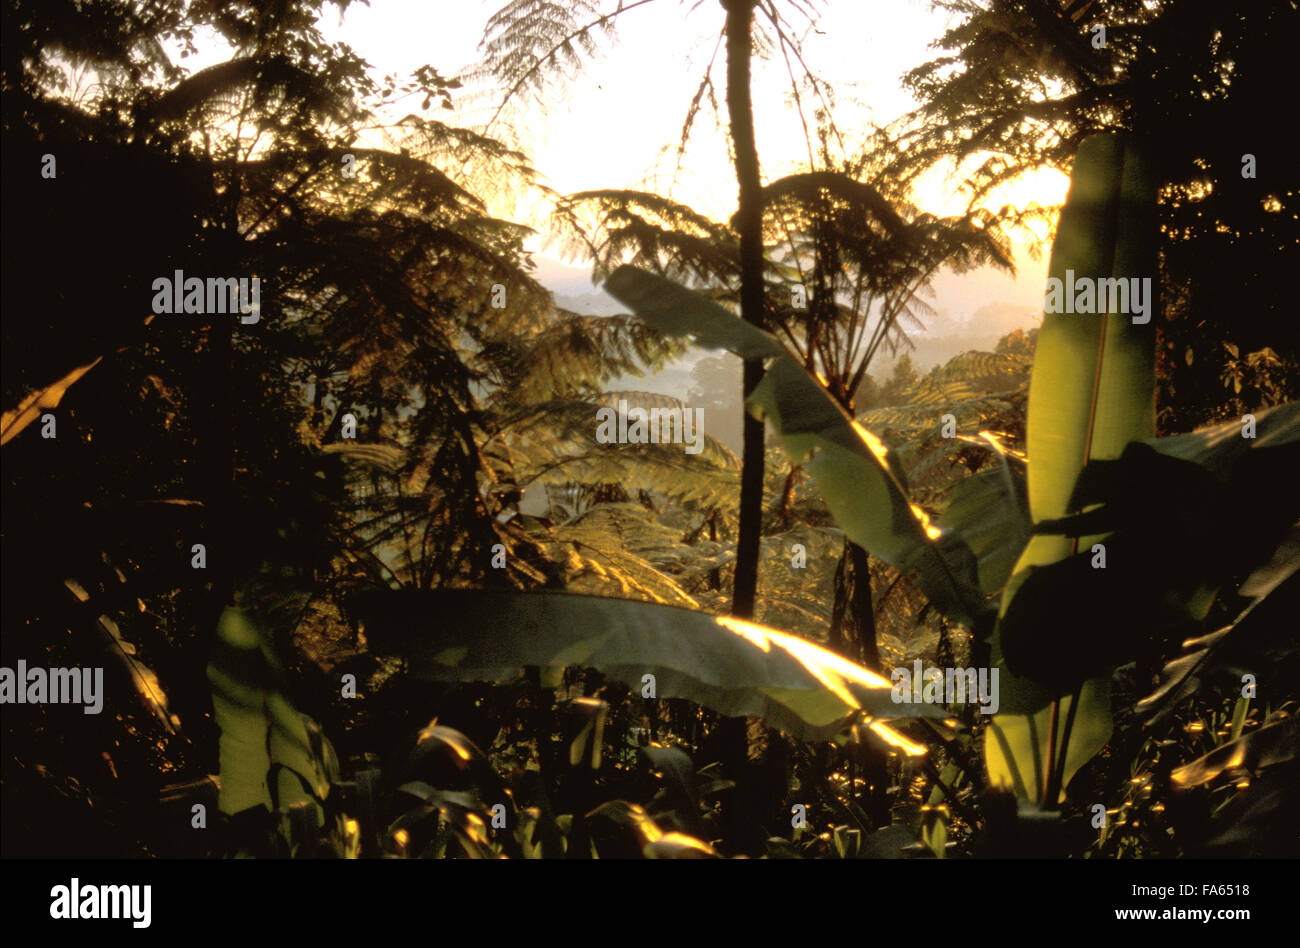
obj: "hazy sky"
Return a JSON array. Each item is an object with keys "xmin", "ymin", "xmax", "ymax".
[
  {"xmin": 320, "ymin": 0, "xmax": 1066, "ymax": 220},
  {"xmin": 313, "ymin": 0, "xmax": 1061, "ymax": 327}
]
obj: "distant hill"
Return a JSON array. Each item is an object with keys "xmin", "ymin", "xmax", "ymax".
[
  {"xmin": 904, "ymin": 302, "xmax": 1041, "ymax": 374},
  {"xmin": 532, "ymin": 254, "xmax": 626, "ymax": 316},
  {"xmin": 531, "ymin": 251, "xmax": 1045, "ymax": 395}
]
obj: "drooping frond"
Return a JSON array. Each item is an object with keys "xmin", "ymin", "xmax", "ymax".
[
  {"xmin": 552, "ymin": 189, "xmax": 739, "ymax": 285},
  {"xmin": 479, "ymin": 311, "xmax": 692, "ymax": 404},
  {"xmin": 535, "ymin": 502, "xmax": 702, "ymax": 607},
  {"xmin": 491, "ymin": 390, "xmax": 741, "ymax": 509},
  {"xmin": 144, "ymin": 55, "xmax": 355, "ymax": 128}
]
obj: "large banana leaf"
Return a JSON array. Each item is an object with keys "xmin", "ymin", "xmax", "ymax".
[
  {"xmin": 352, "ymin": 589, "xmax": 946, "ymax": 746},
  {"xmin": 986, "ymin": 134, "xmax": 1159, "ymax": 804},
  {"xmin": 1170, "ymin": 715, "xmax": 1300, "ymax": 789},
  {"xmin": 936, "ymin": 463, "xmax": 1030, "ymax": 597},
  {"xmin": 1138, "ymin": 533, "xmax": 1300, "ymax": 722},
  {"xmin": 999, "ymin": 408, "xmax": 1300, "ymax": 691},
  {"xmin": 206, "ymin": 606, "xmax": 336, "ymax": 817},
  {"xmin": 1146, "ymin": 400, "xmax": 1300, "ymax": 471},
  {"xmin": 604, "ymin": 266, "xmax": 987, "ymax": 627},
  {"xmin": 1022, "ymin": 134, "xmax": 1157, "ymax": 534},
  {"xmin": 601, "ymin": 270, "xmax": 785, "ymax": 362}
]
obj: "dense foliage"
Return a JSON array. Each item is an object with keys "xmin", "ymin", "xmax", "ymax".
[{"xmin": 3, "ymin": 0, "xmax": 1296, "ymax": 860}]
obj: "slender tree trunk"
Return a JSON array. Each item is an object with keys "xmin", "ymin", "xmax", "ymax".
[
  {"xmin": 706, "ymin": 508, "xmax": 721, "ymax": 591},
  {"xmin": 207, "ymin": 189, "xmax": 240, "ymax": 620},
  {"xmin": 717, "ymin": 0, "xmax": 773, "ymax": 856},
  {"xmin": 828, "ymin": 540, "xmax": 881, "ymax": 671},
  {"xmin": 724, "ymin": 0, "xmax": 764, "ymax": 622},
  {"xmin": 829, "ymin": 538, "xmax": 891, "ymax": 827},
  {"xmin": 777, "ymin": 464, "xmax": 802, "ymax": 531}
]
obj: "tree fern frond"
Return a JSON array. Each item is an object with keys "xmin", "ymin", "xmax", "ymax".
[
  {"xmin": 481, "ymin": 312, "xmax": 691, "ymax": 404},
  {"xmin": 552, "ymin": 189, "xmax": 739, "ymax": 284},
  {"xmin": 473, "ymin": 0, "xmax": 657, "ymax": 124}
]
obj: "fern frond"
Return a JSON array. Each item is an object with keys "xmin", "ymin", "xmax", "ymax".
[{"xmin": 473, "ymin": 0, "xmax": 656, "ymax": 124}]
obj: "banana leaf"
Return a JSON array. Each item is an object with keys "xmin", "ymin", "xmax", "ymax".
[
  {"xmin": 604, "ymin": 266, "xmax": 987, "ymax": 627},
  {"xmin": 352, "ymin": 588, "xmax": 947, "ymax": 746},
  {"xmin": 206, "ymin": 606, "xmax": 336, "ymax": 818},
  {"xmin": 987, "ymin": 134, "xmax": 1158, "ymax": 804}
]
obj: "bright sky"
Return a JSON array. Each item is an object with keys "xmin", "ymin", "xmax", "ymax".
[
  {"xmin": 318, "ymin": 0, "xmax": 1067, "ymax": 233},
  {"xmin": 155, "ymin": 1, "xmax": 1062, "ymax": 331},
  {"xmin": 309, "ymin": 0, "xmax": 1066, "ymax": 329}
]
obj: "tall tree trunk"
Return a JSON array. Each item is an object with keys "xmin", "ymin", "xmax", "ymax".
[
  {"xmin": 718, "ymin": 0, "xmax": 772, "ymax": 856},
  {"xmin": 206, "ymin": 188, "xmax": 240, "ymax": 622},
  {"xmin": 828, "ymin": 540, "xmax": 881, "ymax": 671},
  {"xmin": 723, "ymin": 0, "xmax": 764, "ymax": 622},
  {"xmin": 776, "ymin": 464, "xmax": 802, "ymax": 531},
  {"xmin": 706, "ymin": 508, "xmax": 722, "ymax": 591}
]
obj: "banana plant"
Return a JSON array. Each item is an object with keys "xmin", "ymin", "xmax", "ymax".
[
  {"xmin": 206, "ymin": 127, "xmax": 1297, "ymax": 850},
  {"xmin": 352, "ymin": 588, "xmax": 948, "ymax": 748},
  {"xmin": 600, "ymin": 132, "xmax": 1299, "ymax": 826},
  {"xmin": 982, "ymin": 134, "xmax": 1158, "ymax": 809},
  {"xmin": 603, "ymin": 267, "xmax": 991, "ymax": 631},
  {"xmin": 206, "ymin": 605, "xmax": 355, "ymax": 856}
]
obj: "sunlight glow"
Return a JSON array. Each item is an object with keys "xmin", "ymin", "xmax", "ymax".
[
  {"xmin": 655, "ymin": 831, "xmax": 719, "ymax": 855},
  {"xmin": 851, "ymin": 421, "xmax": 892, "ymax": 468},
  {"xmin": 867, "ymin": 723, "xmax": 928, "ymax": 756},
  {"xmin": 715, "ymin": 615, "xmax": 926, "ymax": 757},
  {"xmin": 716, "ymin": 616, "xmax": 894, "ymax": 690},
  {"xmin": 909, "ymin": 503, "xmax": 944, "ymax": 542}
]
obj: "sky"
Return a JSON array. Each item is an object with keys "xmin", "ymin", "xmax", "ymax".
[
  {"xmin": 311, "ymin": 0, "xmax": 1064, "ymax": 338},
  {"xmin": 320, "ymin": 0, "xmax": 1067, "ymax": 220},
  {"xmin": 142, "ymin": 0, "xmax": 1065, "ymax": 414}
]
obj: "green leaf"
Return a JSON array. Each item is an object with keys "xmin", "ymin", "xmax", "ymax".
[
  {"xmin": 353, "ymin": 589, "xmax": 945, "ymax": 745},
  {"xmin": 1171, "ymin": 717, "xmax": 1300, "ymax": 789},
  {"xmin": 1138, "ymin": 568, "xmax": 1300, "ymax": 721},
  {"xmin": 921, "ymin": 814, "xmax": 947, "ymax": 859},
  {"xmin": 985, "ymin": 676, "xmax": 1113, "ymax": 805},
  {"xmin": 566, "ymin": 697, "xmax": 609, "ymax": 769},
  {"xmin": 206, "ymin": 606, "xmax": 331, "ymax": 818},
  {"xmin": 1146, "ymin": 401, "xmax": 1300, "ymax": 474},
  {"xmin": 63, "ymin": 579, "xmax": 178, "ymax": 734},
  {"xmin": 986, "ymin": 134, "xmax": 1159, "ymax": 804},
  {"xmin": 604, "ymin": 266, "xmax": 986, "ymax": 627},
  {"xmin": 1021, "ymin": 134, "xmax": 1158, "ymax": 535},
  {"xmin": 937, "ymin": 465, "xmax": 1030, "ymax": 595},
  {"xmin": 1229, "ymin": 696, "xmax": 1250, "ymax": 743},
  {"xmin": 642, "ymin": 833, "xmax": 720, "ymax": 858},
  {"xmin": 604, "ymin": 267, "xmax": 785, "ymax": 361},
  {"xmin": 640, "ymin": 744, "xmax": 707, "ymax": 837},
  {"xmin": 1002, "ymin": 420, "xmax": 1300, "ymax": 693}
]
